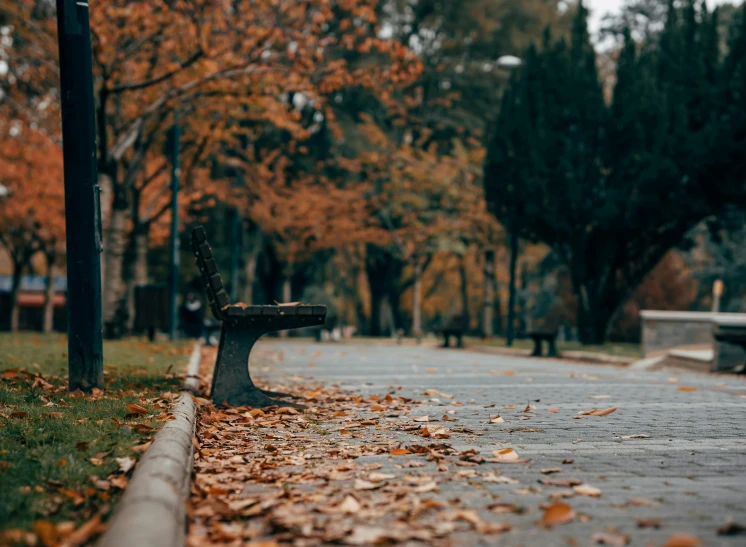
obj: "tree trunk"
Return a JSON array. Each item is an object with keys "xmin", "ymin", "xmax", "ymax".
[
  {"xmin": 9, "ymin": 261, "xmax": 23, "ymax": 332},
  {"xmin": 102, "ymin": 202, "xmax": 128, "ymax": 334},
  {"xmin": 43, "ymin": 251, "xmax": 56, "ymax": 333},
  {"xmin": 506, "ymin": 231, "xmax": 519, "ymax": 346},
  {"xmin": 482, "ymin": 250, "xmax": 495, "ymax": 339},
  {"xmin": 518, "ymin": 261, "xmax": 529, "ymax": 334},
  {"xmin": 412, "ymin": 261, "xmax": 423, "ymax": 336},
  {"xmin": 576, "ymin": 285, "xmax": 612, "ymax": 345},
  {"xmin": 459, "ymin": 254, "xmax": 470, "ymax": 332},
  {"xmin": 242, "ymin": 228, "xmax": 262, "ymax": 305},
  {"xmin": 279, "ymin": 261, "xmax": 292, "ymax": 338},
  {"xmin": 125, "ymin": 227, "xmax": 149, "ymax": 332}
]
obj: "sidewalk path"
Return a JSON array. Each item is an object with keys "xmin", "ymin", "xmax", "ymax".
[{"xmin": 189, "ymin": 342, "xmax": 746, "ymax": 546}]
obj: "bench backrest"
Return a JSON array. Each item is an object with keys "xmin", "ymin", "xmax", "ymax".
[{"xmin": 191, "ymin": 226, "xmax": 230, "ymax": 320}]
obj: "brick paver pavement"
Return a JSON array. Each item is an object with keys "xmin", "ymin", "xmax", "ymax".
[{"xmin": 249, "ymin": 341, "xmax": 746, "ymax": 546}]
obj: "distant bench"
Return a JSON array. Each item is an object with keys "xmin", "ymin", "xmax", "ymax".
[
  {"xmin": 526, "ymin": 329, "xmax": 559, "ymax": 358},
  {"xmin": 440, "ymin": 315, "xmax": 468, "ymax": 348},
  {"xmin": 191, "ymin": 226, "xmax": 326, "ymax": 407},
  {"xmin": 713, "ymin": 323, "xmax": 746, "ymax": 374}
]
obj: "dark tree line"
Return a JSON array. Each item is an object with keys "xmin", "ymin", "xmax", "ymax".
[{"xmin": 484, "ymin": 0, "xmax": 746, "ymax": 344}]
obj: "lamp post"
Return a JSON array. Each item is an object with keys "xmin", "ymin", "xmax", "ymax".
[
  {"xmin": 168, "ymin": 115, "xmax": 181, "ymax": 341},
  {"xmin": 495, "ymin": 54, "xmax": 522, "ymax": 347},
  {"xmin": 55, "ymin": 0, "xmax": 104, "ymax": 391}
]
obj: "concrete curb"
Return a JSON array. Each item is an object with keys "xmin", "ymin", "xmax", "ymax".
[
  {"xmin": 183, "ymin": 341, "xmax": 203, "ymax": 394},
  {"xmin": 98, "ymin": 343, "xmax": 202, "ymax": 547}
]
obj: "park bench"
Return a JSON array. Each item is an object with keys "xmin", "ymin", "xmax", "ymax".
[
  {"xmin": 191, "ymin": 226, "xmax": 327, "ymax": 408},
  {"xmin": 440, "ymin": 315, "xmax": 468, "ymax": 348},
  {"xmin": 527, "ymin": 328, "xmax": 559, "ymax": 358},
  {"xmin": 713, "ymin": 323, "xmax": 746, "ymax": 374}
]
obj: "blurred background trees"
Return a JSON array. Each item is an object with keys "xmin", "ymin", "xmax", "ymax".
[{"xmin": 1, "ymin": 0, "xmax": 745, "ymax": 345}]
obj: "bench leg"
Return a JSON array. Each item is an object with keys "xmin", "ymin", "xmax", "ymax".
[
  {"xmin": 456, "ymin": 334, "xmax": 463, "ymax": 348},
  {"xmin": 531, "ymin": 338, "xmax": 542, "ymax": 357},
  {"xmin": 547, "ymin": 338, "xmax": 559, "ymax": 358},
  {"xmin": 212, "ymin": 325, "xmax": 305, "ymax": 409},
  {"xmin": 442, "ymin": 334, "xmax": 450, "ymax": 348}
]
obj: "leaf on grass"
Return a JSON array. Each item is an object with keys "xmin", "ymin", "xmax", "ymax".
[
  {"xmin": 116, "ymin": 457, "xmax": 135, "ymax": 474},
  {"xmin": 134, "ymin": 424, "xmax": 155, "ymax": 434},
  {"xmin": 75, "ymin": 442, "xmax": 89, "ymax": 452},
  {"xmin": 677, "ymin": 387, "xmax": 697, "ymax": 392},
  {"xmin": 10, "ymin": 412, "xmax": 29, "ymax": 419},
  {"xmin": 125, "ymin": 403, "xmax": 148, "ymax": 416},
  {"xmin": 663, "ymin": 534, "xmax": 702, "ymax": 547},
  {"xmin": 88, "ymin": 458, "xmax": 105, "ymax": 466},
  {"xmin": 110, "ymin": 476, "xmax": 128, "ymax": 489},
  {"xmin": 59, "ymin": 514, "xmax": 102, "ymax": 546},
  {"xmin": 573, "ymin": 484, "xmax": 602, "ymax": 497},
  {"xmin": 542, "ymin": 502, "xmax": 575, "ymax": 526},
  {"xmin": 590, "ymin": 532, "xmax": 630, "ymax": 546}
]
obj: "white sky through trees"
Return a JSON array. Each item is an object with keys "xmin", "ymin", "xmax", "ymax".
[{"xmin": 587, "ymin": 0, "xmax": 734, "ymax": 33}]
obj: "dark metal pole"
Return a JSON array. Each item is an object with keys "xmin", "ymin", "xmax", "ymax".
[
  {"xmin": 55, "ymin": 0, "xmax": 104, "ymax": 391},
  {"xmin": 169, "ymin": 114, "xmax": 181, "ymax": 340},
  {"xmin": 506, "ymin": 230, "xmax": 518, "ymax": 347},
  {"xmin": 230, "ymin": 208, "xmax": 241, "ymax": 302}
]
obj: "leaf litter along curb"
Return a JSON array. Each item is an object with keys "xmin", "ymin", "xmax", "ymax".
[{"xmin": 185, "ymin": 348, "xmax": 647, "ymax": 546}]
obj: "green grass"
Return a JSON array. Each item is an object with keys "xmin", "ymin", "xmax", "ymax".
[
  {"xmin": 0, "ymin": 333, "xmax": 191, "ymax": 541},
  {"xmin": 467, "ymin": 336, "xmax": 641, "ymax": 359}
]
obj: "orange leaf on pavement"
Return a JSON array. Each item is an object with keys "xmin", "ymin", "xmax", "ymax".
[{"xmin": 542, "ymin": 502, "xmax": 575, "ymax": 526}]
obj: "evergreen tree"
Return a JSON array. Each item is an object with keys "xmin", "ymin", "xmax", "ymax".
[{"xmin": 484, "ymin": 0, "xmax": 746, "ymax": 344}]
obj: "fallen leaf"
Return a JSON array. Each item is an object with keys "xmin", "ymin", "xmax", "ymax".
[
  {"xmin": 677, "ymin": 387, "xmax": 697, "ymax": 392},
  {"xmin": 58, "ymin": 514, "xmax": 102, "ymax": 546},
  {"xmin": 426, "ymin": 368, "xmax": 435, "ymax": 373},
  {"xmin": 663, "ymin": 533, "xmax": 702, "ymax": 547},
  {"xmin": 548, "ymin": 408, "xmax": 559, "ymax": 413},
  {"xmin": 562, "ymin": 459, "xmax": 574, "ymax": 464},
  {"xmin": 9, "ymin": 412, "xmax": 29, "ymax": 419},
  {"xmin": 637, "ymin": 518, "xmax": 662, "ymax": 529},
  {"xmin": 390, "ymin": 448, "xmax": 411, "ymax": 456},
  {"xmin": 354, "ymin": 479, "xmax": 380, "ymax": 490},
  {"xmin": 488, "ymin": 415, "xmax": 505, "ymax": 423},
  {"xmin": 542, "ymin": 502, "xmax": 575, "ymax": 526},
  {"xmin": 573, "ymin": 484, "xmax": 602, "ymax": 497},
  {"xmin": 412, "ymin": 416, "xmax": 430, "ymax": 422},
  {"xmin": 483, "ymin": 474, "xmax": 518, "ymax": 484},
  {"xmin": 590, "ymin": 407, "xmax": 617, "ymax": 416},
  {"xmin": 88, "ymin": 457, "xmax": 105, "ymax": 466},
  {"xmin": 369, "ymin": 404, "xmax": 385, "ymax": 411},
  {"xmin": 413, "ymin": 481, "xmax": 438, "ymax": 493},
  {"xmin": 368, "ymin": 472, "xmax": 395, "ymax": 482},
  {"xmin": 618, "ymin": 434, "xmax": 650, "ymax": 439},
  {"xmin": 540, "ymin": 478, "xmax": 583, "ymax": 487},
  {"xmin": 116, "ymin": 457, "xmax": 135, "ymax": 474},
  {"xmin": 488, "ymin": 503, "xmax": 521, "ymax": 514},
  {"xmin": 541, "ymin": 468, "xmax": 562, "ymax": 475},
  {"xmin": 492, "ymin": 448, "xmax": 519, "ymax": 462},
  {"xmin": 110, "ymin": 476, "xmax": 128, "ymax": 489},
  {"xmin": 339, "ymin": 495, "xmax": 361, "ymax": 514},
  {"xmin": 626, "ymin": 498, "xmax": 659, "ymax": 507},
  {"xmin": 125, "ymin": 403, "xmax": 148, "ymax": 415},
  {"xmin": 590, "ymin": 531, "xmax": 630, "ymax": 546}
]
